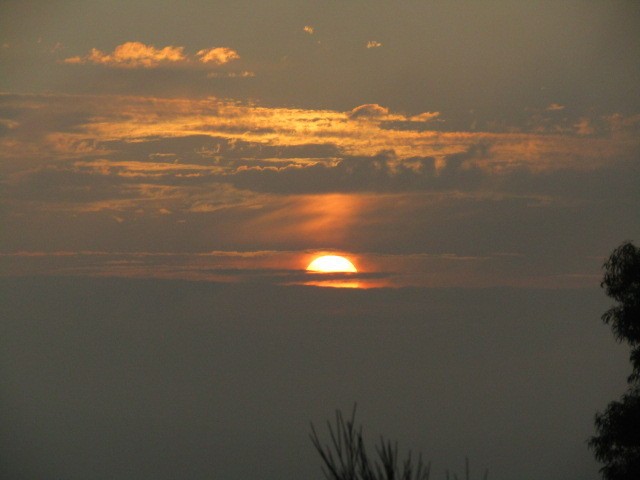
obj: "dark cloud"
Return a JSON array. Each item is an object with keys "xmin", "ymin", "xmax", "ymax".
[
  {"xmin": 5, "ymin": 165, "xmax": 134, "ymax": 203},
  {"xmin": 0, "ymin": 105, "xmax": 94, "ymax": 143},
  {"xmin": 226, "ymin": 144, "xmax": 505, "ymax": 194},
  {"xmin": 228, "ymin": 153, "xmax": 441, "ymax": 193}
]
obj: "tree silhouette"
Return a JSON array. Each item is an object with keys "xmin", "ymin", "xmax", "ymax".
[
  {"xmin": 589, "ymin": 241, "xmax": 640, "ymax": 480},
  {"xmin": 310, "ymin": 405, "xmax": 487, "ymax": 480}
]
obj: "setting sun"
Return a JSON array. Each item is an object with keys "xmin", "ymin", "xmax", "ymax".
[{"xmin": 306, "ymin": 255, "xmax": 357, "ymax": 273}]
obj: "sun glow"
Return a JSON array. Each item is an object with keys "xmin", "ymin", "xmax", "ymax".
[{"xmin": 306, "ymin": 255, "xmax": 357, "ymax": 273}]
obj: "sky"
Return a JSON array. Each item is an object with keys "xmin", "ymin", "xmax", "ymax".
[{"xmin": 1, "ymin": 1, "xmax": 639, "ymax": 479}]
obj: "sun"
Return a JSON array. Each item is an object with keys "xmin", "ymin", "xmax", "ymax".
[{"xmin": 306, "ymin": 255, "xmax": 357, "ymax": 273}]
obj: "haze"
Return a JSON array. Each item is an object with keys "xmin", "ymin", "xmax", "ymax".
[{"xmin": 1, "ymin": 2, "xmax": 639, "ymax": 479}]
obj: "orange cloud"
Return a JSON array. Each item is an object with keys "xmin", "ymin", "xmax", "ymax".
[
  {"xmin": 196, "ymin": 47, "xmax": 240, "ymax": 65},
  {"xmin": 303, "ymin": 26, "xmax": 314, "ymax": 35},
  {"xmin": 3, "ymin": 94, "xmax": 638, "ymax": 177},
  {"xmin": 64, "ymin": 42, "xmax": 241, "ymax": 69},
  {"xmin": 366, "ymin": 40, "xmax": 382, "ymax": 48},
  {"xmin": 64, "ymin": 41, "xmax": 186, "ymax": 68},
  {"xmin": 574, "ymin": 117, "xmax": 595, "ymax": 136},
  {"xmin": 546, "ymin": 103, "xmax": 565, "ymax": 111},
  {"xmin": 348, "ymin": 103, "xmax": 389, "ymax": 119},
  {"xmin": 411, "ymin": 112, "xmax": 441, "ymax": 122}
]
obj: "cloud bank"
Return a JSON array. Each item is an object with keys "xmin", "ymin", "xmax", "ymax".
[{"xmin": 1, "ymin": 93, "xmax": 638, "ymax": 287}]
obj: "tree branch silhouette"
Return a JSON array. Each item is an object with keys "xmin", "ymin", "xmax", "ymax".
[{"xmin": 589, "ymin": 241, "xmax": 640, "ymax": 480}]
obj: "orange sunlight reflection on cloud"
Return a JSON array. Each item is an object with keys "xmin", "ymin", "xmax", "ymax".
[
  {"xmin": 248, "ymin": 194, "xmax": 365, "ymax": 246},
  {"xmin": 303, "ymin": 278, "xmax": 361, "ymax": 289}
]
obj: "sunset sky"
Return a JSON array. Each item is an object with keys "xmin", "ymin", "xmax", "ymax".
[{"xmin": 1, "ymin": 2, "xmax": 639, "ymax": 479}]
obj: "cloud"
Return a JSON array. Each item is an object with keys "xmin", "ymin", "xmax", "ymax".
[
  {"xmin": 0, "ymin": 118, "xmax": 19, "ymax": 134},
  {"xmin": 2, "ymin": 91, "xmax": 638, "ymax": 288},
  {"xmin": 546, "ymin": 103, "xmax": 565, "ymax": 111},
  {"xmin": 574, "ymin": 117, "xmax": 595, "ymax": 136},
  {"xmin": 366, "ymin": 40, "xmax": 382, "ymax": 48},
  {"xmin": 196, "ymin": 47, "xmax": 240, "ymax": 65},
  {"xmin": 63, "ymin": 42, "xmax": 241, "ymax": 69},
  {"xmin": 348, "ymin": 103, "xmax": 389, "ymax": 119},
  {"xmin": 64, "ymin": 42, "xmax": 186, "ymax": 68},
  {"xmin": 227, "ymin": 151, "xmax": 484, "ymax": 194},
  {"xmin": 3, "ymin": 94, "xmax": 637, "ymax": 174},
  {"xmin": 206, "ymin": 70, "xmax": 255, "ymax": 78},
  {"xmin": 410, "ymin": 112, "xmax": 441, "ymax": 122},
  {"xmin": 303, "ymin": 26, "xmax": 314, "ymax": 35},
  {"xmin": 50, "ymin": 42, "xmax": 64, "ymax": 53}
]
